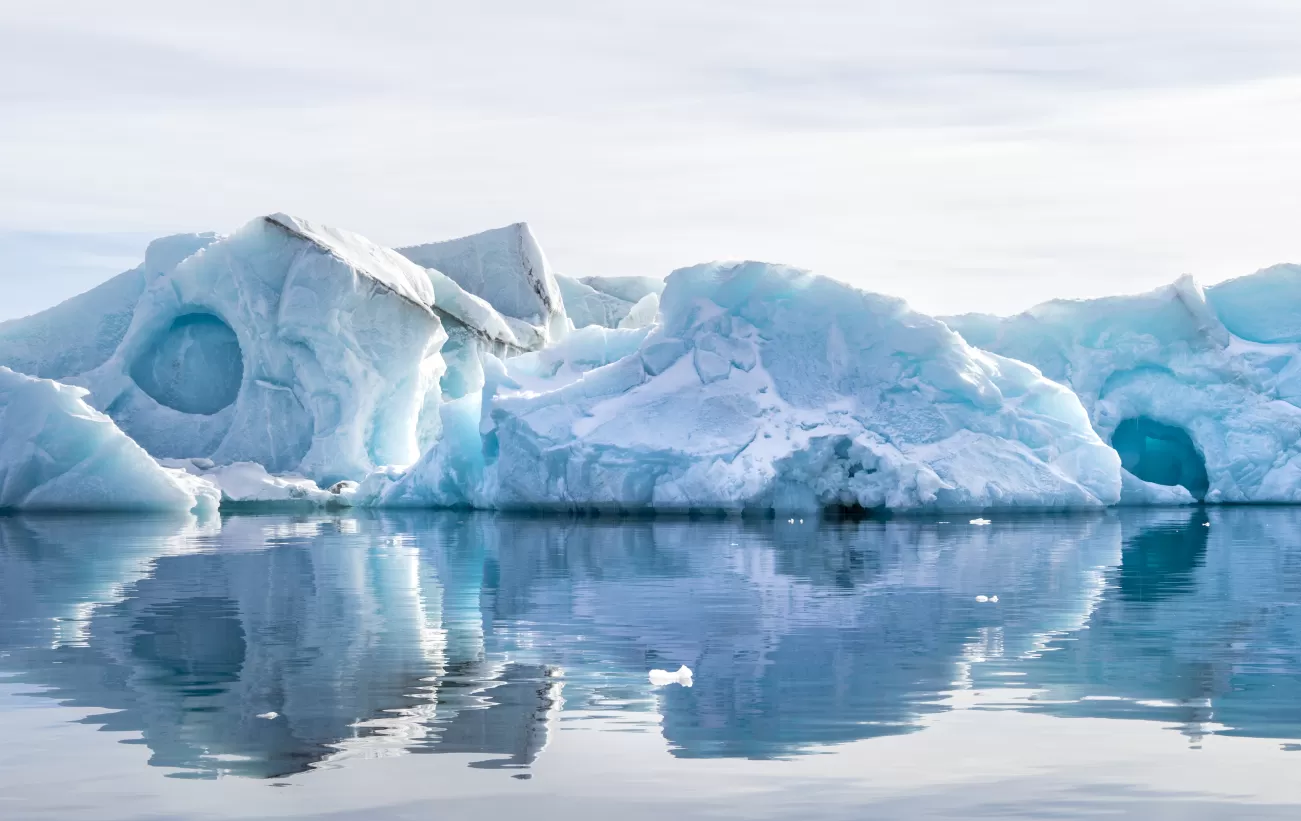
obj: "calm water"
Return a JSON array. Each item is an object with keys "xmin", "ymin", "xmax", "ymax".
[{"xmin": 2, "ymin": 509, "xmax": 1301, "ymax": 819}]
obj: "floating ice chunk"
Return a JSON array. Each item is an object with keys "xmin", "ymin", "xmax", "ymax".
[
  {"xmin": 649, "ymin": 665, "xmax": 693, "ymax": 687},
  {"xmin": 969, "ymin": 518, "xmax": 992, "ymax": 525},
  {"xmin": 0, "ymin": 367, "xmax": 218, "ymax": 513}
]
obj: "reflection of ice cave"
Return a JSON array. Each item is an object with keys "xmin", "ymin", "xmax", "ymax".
[
  {"xmin": 1111, "ymin": 417, "xmax": 1209, "ymax": 501},
  {"xmin": 130, "ymin": 313, "xmax": 243, "ymax": 415}
]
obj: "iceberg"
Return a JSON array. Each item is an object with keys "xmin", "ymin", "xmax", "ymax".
[
  {"xmin": 0, "ymin": 367, "xmax": 217, "ymax": 512},
  {"xmin": 2, "ymin": 214, "xmax": 449, "ymax": 485},
  {"xmin": 14, "ymin": 206, "xmax": 1301, "ymax": 513},
  {"xmin": 378, "ymin": 261, "xmax": 1120, "ymax": 513},
  {"xmin": 945, "ymin": 272, "xmax": 1301, "ymax": 503}
]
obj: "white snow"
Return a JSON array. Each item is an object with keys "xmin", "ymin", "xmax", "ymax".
[{"xmin": 0, "ymin": 367, "xmax": 218, "ymax": 513}]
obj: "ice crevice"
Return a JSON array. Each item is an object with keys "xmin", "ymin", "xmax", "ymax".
[{"xmin": 2, "ymin": 212, "xmax": 1301, "ymax": 512}]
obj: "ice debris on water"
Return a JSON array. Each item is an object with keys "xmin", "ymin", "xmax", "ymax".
[
  {"xmin": 7, "ymin": 211, "xmax": 1301, "ymax": 512},
  {"xmin": 649, "ymin": 666, "xmax": 693, "ymax": 687}
]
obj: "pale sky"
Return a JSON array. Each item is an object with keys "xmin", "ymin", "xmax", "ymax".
[{"xmin": 4, "ymin": 1, "xmax": 1301, "ymax": 322}]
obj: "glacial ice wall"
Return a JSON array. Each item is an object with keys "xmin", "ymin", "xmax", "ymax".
[{"xmin": 946, "ymin": 273, "xmax": 1301, "ymax": 504}]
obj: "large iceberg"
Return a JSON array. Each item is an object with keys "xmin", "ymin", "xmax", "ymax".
[
  {"xmin": 14, "ymin": 207, "xmax": 1301, "ymax": 514},
  {"xmin": 0, "ymin": 367, "xmax": 217, "ymax": 512},
  {"xmin": 376, "ymin": 261, "xmax": 1120, "ymax": 513},
  {"xmin": 946, "ymin": 271, "xmax": 1301, "ymax": 504}
]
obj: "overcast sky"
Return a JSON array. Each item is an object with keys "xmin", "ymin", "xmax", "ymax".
[{"xmin": 3, "ymin": 1, "xmax": 1301, "ymax": 321}]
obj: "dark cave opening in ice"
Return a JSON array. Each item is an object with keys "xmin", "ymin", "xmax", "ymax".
[{"xmin": 1111, "ymin": 416, "xmax": 1210, "ymax": 500}]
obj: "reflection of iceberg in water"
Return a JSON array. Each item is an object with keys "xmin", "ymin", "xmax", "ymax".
[
  {"xmin": 4, "ymin": 508, "xmax": 1301, "ymax": 778},
  {"xmin": 0, "ymin": 514, "xmax": 561, "ymax": 778},
  {"xmin": 980, "ymin": 508, "xmax": 1301, "ymax": 744}
]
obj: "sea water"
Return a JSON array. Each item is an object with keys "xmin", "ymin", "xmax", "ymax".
[{"xmin": 1, "ymin": 508, "xmax": 1300, "ymax": 819}]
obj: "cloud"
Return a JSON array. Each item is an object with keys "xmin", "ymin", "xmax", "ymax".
[{"xmin": 2, "ymin": 1, "xmax": 1301, "ymax": 319}]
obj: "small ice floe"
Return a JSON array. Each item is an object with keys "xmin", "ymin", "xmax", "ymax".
[
  {"xmin": 649, "ymin": 665, "xmax": 693, "ymax": 687},
  {"xmin": 256, "ymin": 712, "xmax": 279, "ymax": 720},
  {"xmin": 970, "ymin": 518, "xmax": 992, "ymax": 526},
  {"xmin": 975, "ymin": 595, "xmax": 1000, "ymax": 604}
]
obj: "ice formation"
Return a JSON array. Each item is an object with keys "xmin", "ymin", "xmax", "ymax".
[
  {"xmin": 398, "ymin": 222, "xmax": 568, "ymax": 348},
  {"xmin": 10, "ymin": 207, "xmax": 1301, "ymax": 513},
  {"xmin": 649, "ymin": 665, "xmax": 694, "ymax": 687},
  {"xmin": 0, "ymin": 367, "xmax": 217, "ymax": 512},
  {"xmin": 374, "ymin": 261, "xmax": 1119, "ymax": 512},
  {"xmin": 946, "ymin": 271, "xmax": 1301, "ymax": 504},
  {"xmin": 0, "ymin": 215, "xmax": 456, "ymax": 485},
  {"xmin": 557, "ymin": 274, "xmax": 664, "ymax": 330}
]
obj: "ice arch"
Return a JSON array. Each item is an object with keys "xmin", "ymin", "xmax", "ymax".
[
  {"xmin": 130, "ymin": 313, "xmax": 244, "ymax": 415},
  {"xmin": 1111, "ymin": 417, "xmax": 1209, "ymax": 501}
]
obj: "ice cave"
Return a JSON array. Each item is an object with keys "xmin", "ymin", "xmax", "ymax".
[{"xmin": 1110, "ymin": 417, "xmax": 1210, "ymax": 501}]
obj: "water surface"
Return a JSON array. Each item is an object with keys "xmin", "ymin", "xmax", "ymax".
[{"xmin": 2, "ymin": 509, "xmax": 1301, "ymax": 818}]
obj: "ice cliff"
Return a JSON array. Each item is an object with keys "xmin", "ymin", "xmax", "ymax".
[{"xmin": 7, "ymin": 210, "xmax": 1301, "ymax": 513}]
